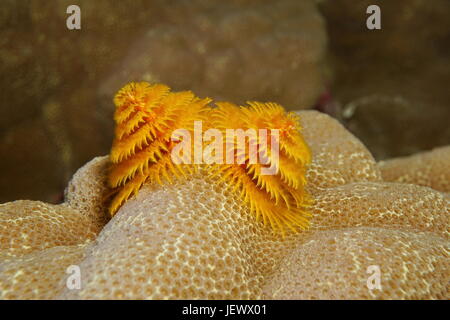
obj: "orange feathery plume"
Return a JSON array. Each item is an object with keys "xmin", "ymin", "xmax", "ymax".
[
  {"xmin": 209, "ymin": 101, "xmax": 313, "ymax": 236},
  {"xmin": 108, "ymin": 82, "xmax": 211, "ymax": 215}
]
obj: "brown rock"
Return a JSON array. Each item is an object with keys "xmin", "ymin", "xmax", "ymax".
[
  {"xmin": 320, "ymin": 0, "xmax": 450, "ymax": 159},
  {"xmin": 0, "ymin": 0, "xmax": 327, "ymax": 203}
]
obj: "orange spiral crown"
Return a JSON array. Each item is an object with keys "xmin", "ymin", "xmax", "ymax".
[
  {"xmin": 108, "ymin": 82, "xmax": 210, "ymax": 215},
  {"xmin": 208, "ymin": 101, "xmax": 313, "ymax": 236}
]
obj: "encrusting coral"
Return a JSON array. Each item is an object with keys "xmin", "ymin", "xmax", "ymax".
[
  {"xmin": 0, "ymin": 107, "xmax": 448, "ymax": 299},
  {"xmin": 378, "ymin": 146, "xmax": 450, "ymax": 194}
]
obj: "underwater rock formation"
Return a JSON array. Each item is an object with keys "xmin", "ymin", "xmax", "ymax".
[
  {"xmin": 98, "ymin": 0, "xmax": 327, "ymax": 111},
  {"xmin": 0, "ymin": 111, "xmax": 448, "ymax": 299},
  {"xmin": 0, "ymin": 0, "xmax": 327, "ymax": 203},
  {"xmin": 320, "ymin": 0, "xmax": 450, "ymax": 159}
]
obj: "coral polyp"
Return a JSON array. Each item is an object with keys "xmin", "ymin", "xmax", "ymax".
[
  {"xmin": 209, "ymin": 101, "xmax": 313, "ymax": 235},
  {"xmin": 108, "ymin": 82, "xmax": 211, "ymax": 215}
]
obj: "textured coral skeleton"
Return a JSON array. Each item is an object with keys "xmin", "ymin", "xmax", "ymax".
[{"xmin": 0, "ymin": 108, "xmax": 448, "ymax": 299}]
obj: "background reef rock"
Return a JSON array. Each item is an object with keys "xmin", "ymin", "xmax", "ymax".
[
  {"xmin": 1, "ymin": 0, "xmax": 449, "ymax": 205},
  {"xmin": 319, "ymin": 0, "xmax": 450, "ymax": 159},
  {"xmin": 378, "ymin": 146, "xmax": 450, "ymax": 194},
  {"xmin": 0, "ymin": 0, "xmax": 327, "ymax": 203},
  {"xmin": 0, "ymin": 111, "xmax": 448, "ymax": 300}
]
